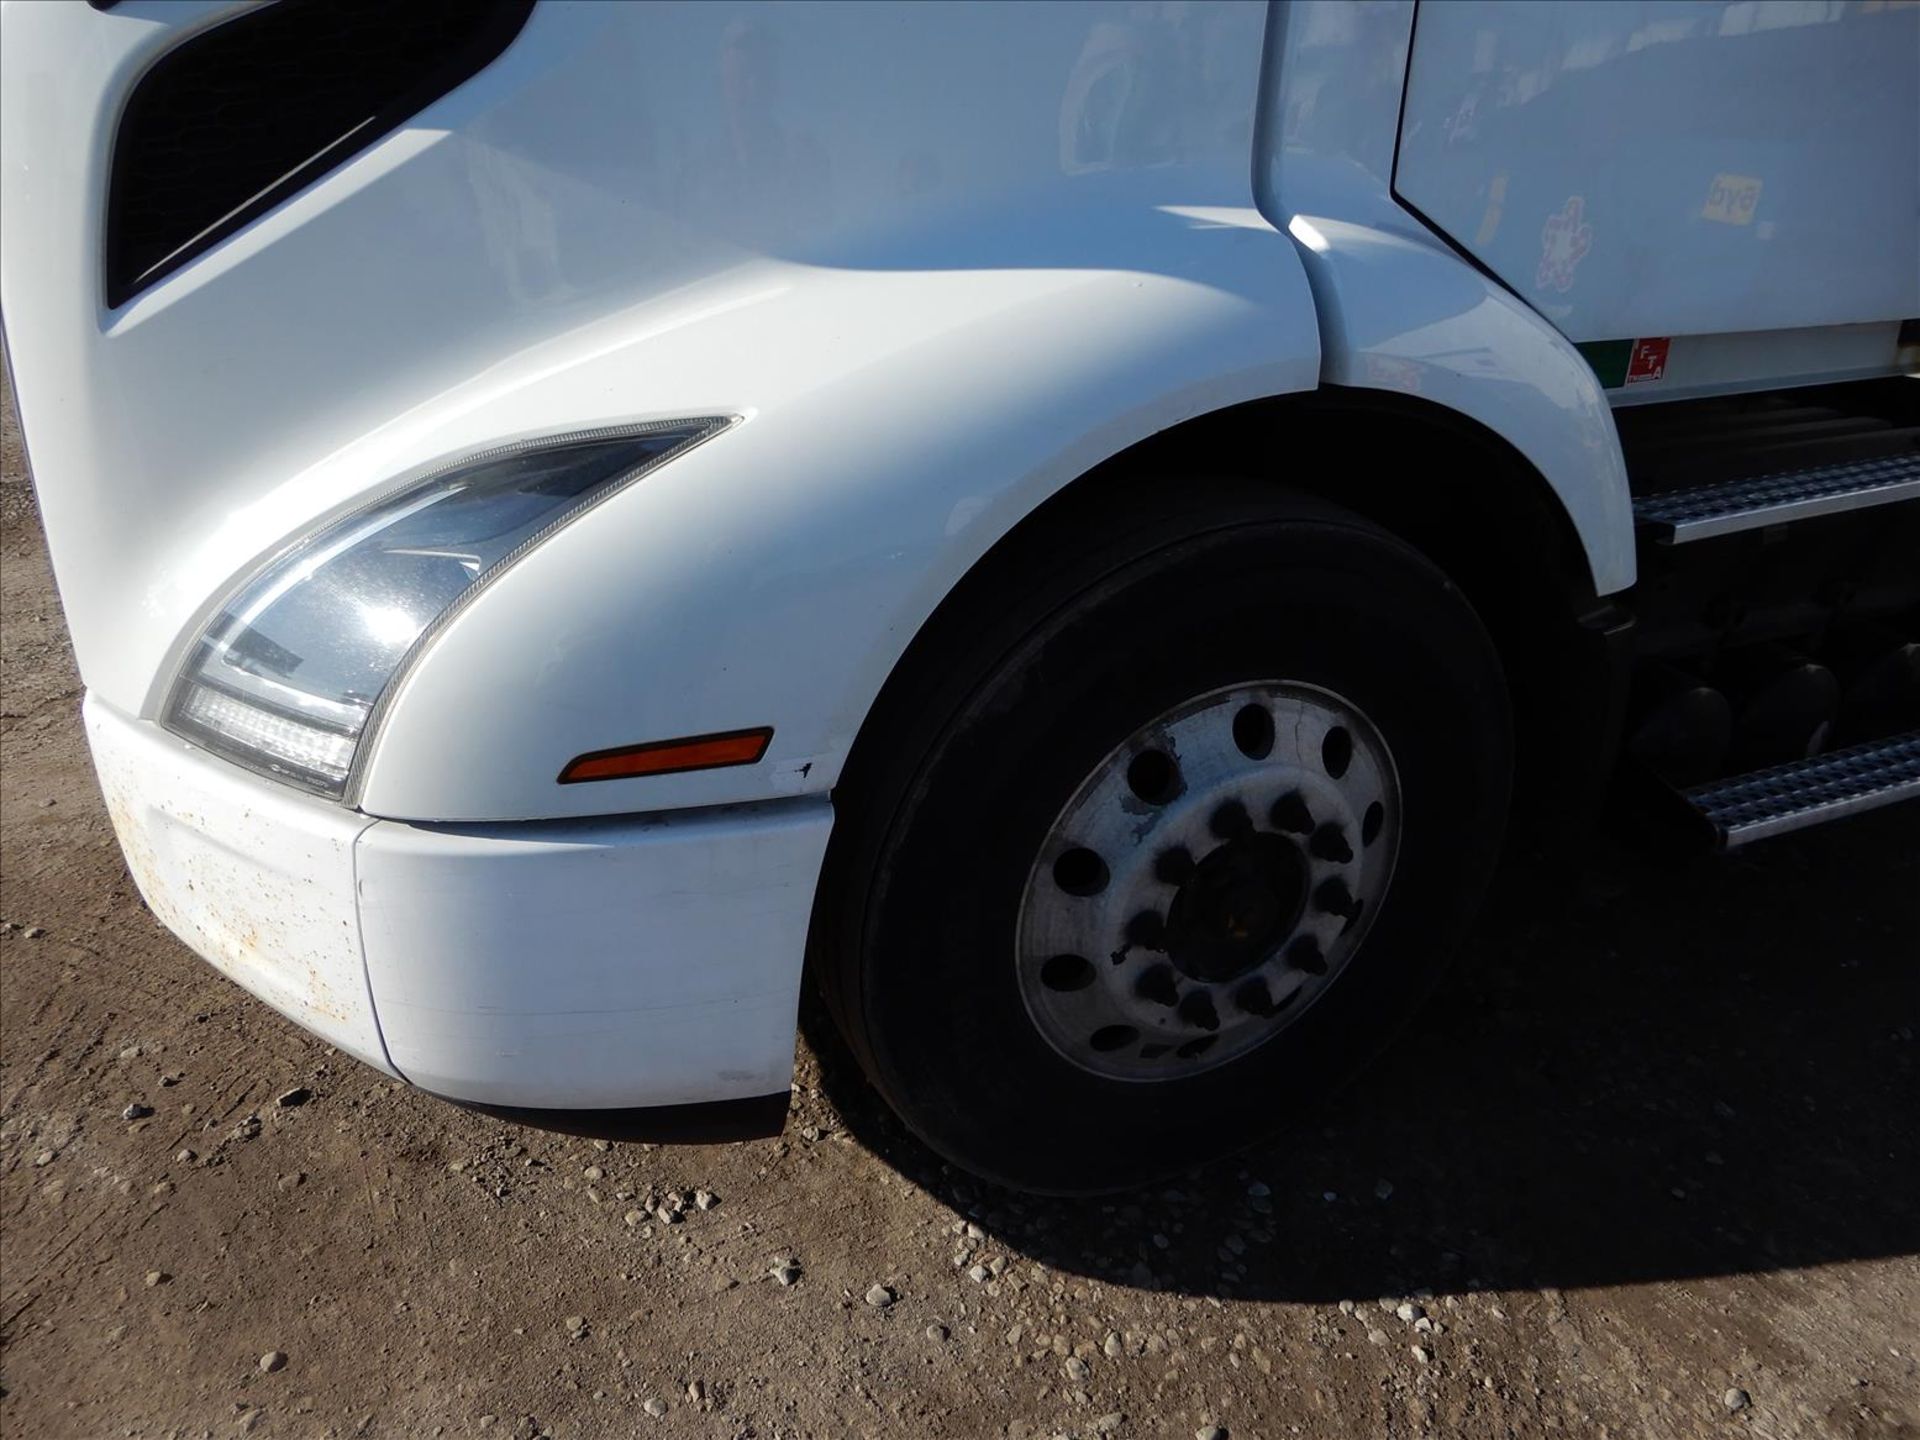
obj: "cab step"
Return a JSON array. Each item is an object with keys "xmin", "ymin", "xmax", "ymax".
[
  {"xmin": 1681, "ymin": 729, "xmax": 1920, "ymax": 849},
  {"xmin": 1634, "ymin": 452, "xmax": 1920, "ymax": 545}
]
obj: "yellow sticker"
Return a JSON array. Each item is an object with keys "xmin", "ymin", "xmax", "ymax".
[
  {"xmin": 1702, "ymin": 173, "xmax": 1763, "ymax": 226},
  {"xmin": 1474, "ymin": 172, "xmax": 1509, "ymax": 248}
]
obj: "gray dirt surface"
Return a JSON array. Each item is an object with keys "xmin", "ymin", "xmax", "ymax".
[{"xmin": 3, "ymin": 369, "xmax": 1918, "ymax": 1438}]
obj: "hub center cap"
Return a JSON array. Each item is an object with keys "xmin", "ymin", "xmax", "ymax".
[
  {"xmin": 1164, "ymin": 834, "xmax": 1307, "ymax": 984},
  {"xmin": 1015, "ymin": 681, "xmax": 1401, "ymax": 1083}
]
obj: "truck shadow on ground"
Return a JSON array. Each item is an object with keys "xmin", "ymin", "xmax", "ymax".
[{"xmin": 805, "ymin": 805, "xmax": 1919, "ymax": 1303}]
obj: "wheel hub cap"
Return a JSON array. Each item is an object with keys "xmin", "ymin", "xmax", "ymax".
[
  {"xmin": 1016, "ymin": 681, "xmax": 1401, "ymax": 1082},
  {"xmin": 1164, "ymin": 833, "xmax": 1307, "ymax": 984}
]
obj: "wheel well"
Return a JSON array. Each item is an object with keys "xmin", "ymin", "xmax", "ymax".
[
  {"xmin": 846, "ymin": 388, "xmax": 1627, "ymax": 852},
  {"xmin": 1106, "ymin": 386, "xmax": 1603, "ymax": 617},
  {"xmin": 1098, "ymin": 389, "xmax": 1625, "ymax": 847}
]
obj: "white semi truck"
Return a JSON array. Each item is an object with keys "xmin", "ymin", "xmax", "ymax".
[{"xmin": 2, "ymin": 0, "xmax": 1914, "ymax": 1191}]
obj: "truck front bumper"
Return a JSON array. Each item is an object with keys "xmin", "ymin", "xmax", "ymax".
[{"xmin": 85, "ymin": 696, "xmax": 829, "ymax": 1118}]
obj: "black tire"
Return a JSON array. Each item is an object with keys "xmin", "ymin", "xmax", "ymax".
[{"xmin": 813, "ymin": 478, "xmax": 1511, "ymax": 1193}]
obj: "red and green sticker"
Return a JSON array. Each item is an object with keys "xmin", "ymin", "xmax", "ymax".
[{"xmin": 1577, "ymin": 337, "xmax": 1671, "ymax": 389}]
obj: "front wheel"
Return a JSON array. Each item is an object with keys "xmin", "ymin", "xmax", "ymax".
[{"xmin": 816, "ymin": 482, "xmax": 1512, "ymax": 1193}]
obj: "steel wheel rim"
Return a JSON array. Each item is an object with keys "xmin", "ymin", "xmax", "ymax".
[{"xmin": 1015, "ymin": 680, "xmax": 1402, "ymax": 1082}]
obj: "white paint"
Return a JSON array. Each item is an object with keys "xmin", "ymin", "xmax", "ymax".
[
  {"xmin": 1395, "ymin": 0, "xmax": 1920, "ymax": 342},
  {"xmin": 11, "ymin": 0, "xmax": 1907, "ymax": 1118},
  {"xmin": 2, "ymin": 0, "xmax": 1317, "ymax": 826},
  {"xmin": 1259, "ymin": 0, "xmax": 1637, "ymax": 597},
  {"xmin": 356, "ymin": 801, "xmax": 832, "ymax": 1108},
  {"xmin": 1607, "ymin": 322, "xmax": 1914, "ymax": 408},
  {"xmin": 356, "ymin": 244, "xmax": 1317, "ymax": 821},
  {"xmin": 83, "ymin": 695, "xmax": 395, "ymax": 1077},
  {"xmin": 84, "ymin": 694, "xmax": 831, "ymax": 1108}
]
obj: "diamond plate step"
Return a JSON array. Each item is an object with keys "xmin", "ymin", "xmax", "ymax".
[
  {"xmin": 1634, "ymin": 452, "xmax": 1920, "ymax": 544},
  {"xmin": 1683, "ymin": 730, "xmax": 1920, "ymax": 849}
]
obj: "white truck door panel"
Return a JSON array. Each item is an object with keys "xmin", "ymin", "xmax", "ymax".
[{"xmin": 1395, "ymin": 0, "xmax": 1920, "ymax": 343}]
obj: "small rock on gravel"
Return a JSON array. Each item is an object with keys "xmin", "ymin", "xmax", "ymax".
[
  {"xmin": 1091, "ymin": 1413, "xmax": 1124, "ymax": 1434},
  {"xmin": 926, "ymin": 1323, "xmax": 949, "ymax": 1341},
  {"xmin": 1724, "ymin": 1387, "xmax": 1750, "ymax": 1412},
  {"xmin": 865, "ymin": 1284, "xmax": 896, "ymax": 1308},
  {"xmin": 144, "ymin": 1271, "xmax": 168, "ymax": 1287},
  {"xmin": 23, "ymin": 926, "xmax": 46, "ymax": 939},
  {"xmin": 32, "ymin": 1149, "xmax": 55, "ymax": 1167},
  {"xmin": 643, "ymin": 1397, "xmax": 667, "ymax": 1418},
  {"xmin": 771, "ymin": 1261, "xmax": 801, "ymax": 1286},
  {"xmin": 1063, "ymin": 1356, "xmax": 1090, "ymax": 1382},
  {"xmin": 694, "ymin": 1189, "xmax": 717, "ymax": 1210},
  {"xmin": 258, "ymin": 1351, "xmax": 287, "ymax": 1374},
  {"xmin": 275, "ymin": 1087, "xmax": 311, "ymax": 1108},
  {"xmin": 122, "ymin": 1102, "xmax": 153, "ymax": 1120},
  {"xmin": 1412, "ymin": 1344, "xmax": 1432, "ymax": 1364},
  {"xmin": 563, "ymin": 1315, "xmax": 588, "ymax": 1339},
  {"xmin": 1396, "ymin": 1302, "xmax": 1425, "ymax": 1323},
  {"xmin": 1197, "ymin": 1426, "xmax": 1228, "ymax": 1440}
]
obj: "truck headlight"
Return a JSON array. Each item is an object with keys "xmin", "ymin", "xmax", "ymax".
[{"xmin": 163, "ymin": 419, "xmax": 730, "ymax": 798}]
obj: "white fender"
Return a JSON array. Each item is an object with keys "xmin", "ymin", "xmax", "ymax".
[
  {"xmin": 1258, "ymin": 0, "xmax": 1636, "ymax": 601},
  {"xmin": 3, "ymin": 0, "xmax": 1324, "ymax": 823},
  {"xmin": 359, "ymin": 216, "xmax": 1321, "ymax": 820}
]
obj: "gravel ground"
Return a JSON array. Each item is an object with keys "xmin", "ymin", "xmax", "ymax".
[{"xmin": 3, "ymin": 374, "xmax": 1918, "ymax": 1440}]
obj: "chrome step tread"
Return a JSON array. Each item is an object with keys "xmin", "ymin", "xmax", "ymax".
[
  {"xmin": 1634, "ymin": 452, "xmax": 1920, "ymax": 544},
  {"xmin": 1684, "ymin": 730, "xmax": 1920, "ymax": 849}
]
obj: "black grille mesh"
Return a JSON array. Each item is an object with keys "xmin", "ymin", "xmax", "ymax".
[{"xmin": 105, "ymin": 0, "xmax": 532, "ymax": 306}]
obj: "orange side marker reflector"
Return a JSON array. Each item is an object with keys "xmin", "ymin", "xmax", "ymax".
[{"xmin": 558, "ymin": 726, "xmax": 774, "ymax": 784}]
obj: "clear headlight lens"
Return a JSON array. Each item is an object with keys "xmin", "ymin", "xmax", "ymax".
[{"xmin": 164, "ymin": 419, "xmax": 729, "ymax": 798}]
